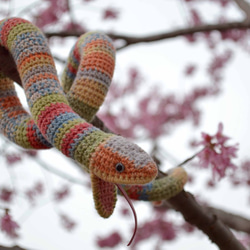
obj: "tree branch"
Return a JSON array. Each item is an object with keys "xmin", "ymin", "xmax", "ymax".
[
  {"xmin": 2, "ymin": 20, "xmax": 250, "ymax": 84},
  {"xmin": 168, "ymin": 191, "xmax": 246, "ymax": 250},
  {"xmin": 205, "ymin": 206, "xmax": 250, "ymax": 234},
  {"xmin": 234, "ymin": 0, "xmax": 250, "ymax": 22},
  {"xmin": 0, "ymin": 245, "xmax": 31, "ymax": 250},
  {"xmin": 44, "ymin": 21, "xmax": 250, "ymax": 49}
]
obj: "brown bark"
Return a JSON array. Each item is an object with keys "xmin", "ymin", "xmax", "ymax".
[
  {"xmin": 168, "ymin": 191, "xmax": 246, "ymax": 250},
  {"xmin": 44, "ymin": 21, "xmax": 250, "ymax": 49},
  {"xmin": 0, "ymin": 245, "xmax": 29, "ymax": 250},
  {"xmin": 205, "ymin": 206, "xmax": 250, "ymax": 234}
]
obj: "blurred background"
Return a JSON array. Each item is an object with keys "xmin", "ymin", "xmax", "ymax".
[{"xmin": 0, "ymin": 0, "xmax": 250, "ymax": 249}]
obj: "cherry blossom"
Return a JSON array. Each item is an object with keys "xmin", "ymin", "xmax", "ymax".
[
  {"xmin": 25, "ymin": 181, "xmax": 44, "ymax": 204},
  {"xmin": 0, "ymin": 187, "xmax": 13, "ymax": 203},
  {"xmin": 190, "ymin": 9, "xmax": 203, "ymax": 25},
  {"xmin": 103, "ymin": 8, "xmax": 119, "ymax": 20},
  {"xmin": 0, "ymin": 212, "xmax": 19, "ymax": 239},
  {"xmin": 131, "ymin": 217, "xmax": 176, "ymax": 247},
  {"xmin": 196, "ymin": 123, "xmax": 238, "ymax": 179},
  {"xmin": 97, "ymin": 232, "xmax": 122, "ymax": 248},
  {"xmin": 54, "ymin": 186, "xmax": 70, "ymax": 202},
  {"xmin": 184, "ymin": 64, "xmax": 196, "ymax": 76},
  {"xmin": 5, "ymin": 153, "xmax": 22, "ymax": 165},
  {"xmin": 59, "ymin": 214, "xmax": 76, "ymax": 231}
]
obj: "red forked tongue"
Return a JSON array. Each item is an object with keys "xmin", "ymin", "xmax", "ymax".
[{"xmin": 115, "ymin": 184, "xmax": 137, "ymax": 246}]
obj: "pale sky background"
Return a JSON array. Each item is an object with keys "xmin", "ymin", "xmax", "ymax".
[{"xmin": 0, "ymin": 0, "xmax": 250, "ymax": 249}]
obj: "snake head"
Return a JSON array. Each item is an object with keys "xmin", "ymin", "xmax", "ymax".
[{"xmin": 89, "ymin": 135, "xmax": 158, "ymax": 185}]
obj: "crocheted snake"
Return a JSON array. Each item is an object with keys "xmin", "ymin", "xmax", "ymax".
[{"xmin": 0, "ymin": 17, "xmax": 187, "ymax": 244}]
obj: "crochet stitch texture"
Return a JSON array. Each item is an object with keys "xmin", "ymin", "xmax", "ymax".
[{"xmin": 0, "ymin": 17, "xmax": 187, "ymax": 218}]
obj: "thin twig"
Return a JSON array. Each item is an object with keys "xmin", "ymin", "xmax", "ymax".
[
  {"xmin": 178, "ymin": 148, "xmax": 204, "ymax": 167},
  {"xmin": 234, "ymin": 0, "xmax": 250, "ymax": 22},
  {"xmin": 0, "ymin": 245, "xmax": 31, "ymax": 250},
  {"xmin": 35, "ymin": 158, "xmax": 87, "ymax": 187}
]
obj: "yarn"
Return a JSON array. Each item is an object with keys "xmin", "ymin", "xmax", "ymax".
[{"xmin": 0, "ymin": 17, "xmax": 187, "ymax": 219}]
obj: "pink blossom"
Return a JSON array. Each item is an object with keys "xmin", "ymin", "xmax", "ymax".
[
  {"xmin": 208, "ymin": 50, "xmax": 233, "ymax": 83},
  {"xmin": 229, "ymin": 160, "xmax": 250, "ymax": 187},
  {"xmin": 184, "ymin": 34, "xmax": 197, "ymax": 43},
  {"xmin": 103, "ymin": 8, "xmax": 119, "ymax": 20},
  {"xmin": 34, "ymin": 182, "xmax": 44, "ymax": 194},
  {"xmin": 0, "ymin": 213, "xmax": 19, "ymax": 239},
  {"xmin": 0, "ymin": 188, "xmax": 13, "ymax": 203},
  {"xmin": 5, "ymin": 153, "xmax": 22, "ymax": 165},
  {"xmin": 196, "ymin": 123, "xmax": 238, "ymax": 179},
  {"xmin": 97, "ymin": 232, "xmax": 122, "ymax": 248},
  {"xmin": 132, "ymin": 218, "xmax": 176, "ymax": 246},
  {"xmin": 24, "ymin": 150, "xmax": 38, "ymax": 157},
  {"xmin": 25, "ymin": 181, "xmax": 44, "ymax": 204},
  {"xmin": 60, "ymin": 214, "xmax": 76, "ymax": 231},
  {"xmin": 54, "ymin": 186, "xmax": 70, "ymax": 202},
  {"xmin": 63, "ymin": 22, "xmax": 86, "ymax": 33},
  {"xmin": 185, "ymin": 64, "xmax": 196, "ymax": 76},
  {"xmin": 190, "ymin": 9, "xmax": 202, "ymax": 25},
  {"xmin": 220, "ymin": 29, "xmax": 247, "ymax": 42},
  {"xmin": 34, "ymin": 0, "xmax": 69, "ymax": 28},
  {"xmin": 182, "ymin": 222, "xmax": 195, "ymax": 233}
]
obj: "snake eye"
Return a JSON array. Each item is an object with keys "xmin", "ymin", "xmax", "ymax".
[{"xmin": 115, "ymin": 163, "xmax": 125, "ymax": 173}]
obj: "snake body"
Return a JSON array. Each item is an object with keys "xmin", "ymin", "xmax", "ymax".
[{"xmin": 0, "ymin": 17, "xmax": 187, "ymax": 219}]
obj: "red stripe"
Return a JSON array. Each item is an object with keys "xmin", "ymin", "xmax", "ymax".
[
  {"xmin": 73, "ymin": 40, "xmax": 81, "ymax": 61},
  {"xmin": 61, "ymin": 122, "xmax": 92, "ymax": 156},
  {"xmin": 1, "ymin": 18, "xmax": 30, "ymax": 47},
  {"xmin": 26, "ymin": 119, "xmax": 50, "ymax": 149},
  {"xmin": 37, "ymin": 103, "xmax": 73, "ymax": 135},
  {"xmin": 68, "ymin": 63, "xmax": 77, "ymax": 75}
]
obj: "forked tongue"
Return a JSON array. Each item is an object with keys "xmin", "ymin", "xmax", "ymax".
[{"xmin": 116, "ymin": 184, "xmax": 137, "ymax": 246}]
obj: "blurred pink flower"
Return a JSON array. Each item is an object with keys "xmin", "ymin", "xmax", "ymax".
[
  {"xmin": 229, "ymin": 160, "xmax": 250, "ymax": 187},
  {"xmin": 63, "ymin": 22, "xmax": 86, "ymax": 32},
  {"xmin": 60, "ymin": 214, "xmax": 76, "ymax": 231},
  {"xmin": 190, "ymin": 9, "xmax": 202, "ymax": 25},
  {"xmin": 197, "ymin": 123, "xmax": 238, "ymax": 179},
  {"xmin": 54, "ymin": 186, "xmax": 70, "ymax": 202},
  {"xmin": 0, "ymin": 213, "xmax": 19, "ymax": 239},
  {"xmin": 97, "ymin": 232, "xmax": 122, "ymax": 248},
  {"xmin": 103, "ymin": 8, "xmax": 119, "ymax": 20},
  {"xmin": 132, "ymin": 218, "xmax": 176, "ymax": 246},
  {"xmin": 5, "ymin": 153, "xmax": 22, "ymax": 165},
  {"xmin": 24, "ymin": 150, "xmax": 38, "ymax": 157},
  {"xmin": 25, "ymin": 181, "xmax": 44, "ymax": 204},
  {"xmin": 34, "ymin": 0, "xmax": 69, "ymax": 28},
  {"xmin": 0, "ymin": 188, "xmax": 13, "ymax": 203},
  {"xmin": 185, "ymin": 64, "xmax": 196, "ymax": 76}
]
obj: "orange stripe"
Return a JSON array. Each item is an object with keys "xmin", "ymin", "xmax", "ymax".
[
  {"xmin": 18, "ymin": 53, "xmax": 54, "ymax": 76},
  {"xmin": 8, "ymin": 109, "xmax": 27, "ymax": 118},
  {"xmin": 24, "ymin": 72, "xmax": 58, "ymax": 90},
  {"xmin": 1, "ymin": 96, "xmax": 21, "ymax": 108}
]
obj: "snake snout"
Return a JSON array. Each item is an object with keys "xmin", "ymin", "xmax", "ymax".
[{"xmin": 90, "ymin": 135, "xmax": 158, "ymax": 185}]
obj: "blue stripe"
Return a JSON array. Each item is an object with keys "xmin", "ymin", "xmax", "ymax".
[{"xmin": 45, "ymin": 112, "xmax": 80, "ymax": 145}]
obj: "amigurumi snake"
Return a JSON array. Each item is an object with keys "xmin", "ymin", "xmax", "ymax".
[{"xmin": 0, "ymin": 17, "xmax": 187, "ymax": 244}]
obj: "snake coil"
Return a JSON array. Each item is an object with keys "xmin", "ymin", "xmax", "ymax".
[{"xmin": 0, "ymin": 17, "xmax": 187, "ymax": 245}]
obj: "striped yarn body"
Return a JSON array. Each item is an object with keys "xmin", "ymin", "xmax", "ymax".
[
  {"xmin": 62, "ymin": 32, "xmax": 115, "ymax": 122},
  {"xmin": 0, "ymin": 17, "xmax": 187, "ymax": 220},
  {"xmin": 121, "ymin": 167, "xmax": 187, "ymax": 201},
  {"xmin": 0, "ymin": 18, "xmax": 113, "ymax": 167},
  {"xmin": 0, "ymin": 17, "xmax": 158, "ymax": 184}
]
